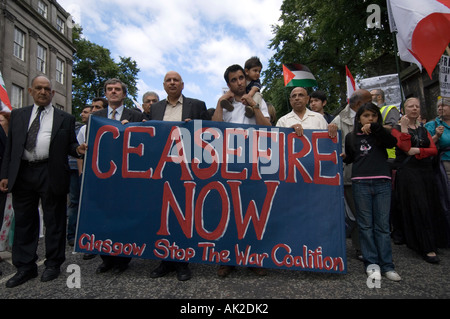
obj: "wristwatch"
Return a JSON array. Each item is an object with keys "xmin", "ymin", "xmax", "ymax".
[{"xmin": 253, "ymin": 103, "xmax": 260, "ymax": 109}]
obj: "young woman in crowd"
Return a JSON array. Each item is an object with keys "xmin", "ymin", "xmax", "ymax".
[{"xmin": 343, "ymin": 102, "xmax": 401, "ymax": 281}]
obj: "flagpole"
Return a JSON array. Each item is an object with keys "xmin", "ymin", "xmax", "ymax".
[
  {"xmin": 387, "ymin": 0, "xmax": 405, "ymax": 104},
  {"xmin": 392, "ymin": 31, "xmax": 405, "ymax": 103},
  {"xmin": 284, "ymin": 86, "xmax": 290, "ymax": 114}
]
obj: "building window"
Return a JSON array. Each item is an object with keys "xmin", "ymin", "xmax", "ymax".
[
  {"xmin": 37, "ymin": 44, "xmax": 47, "ymax": 73},
  {"xmin": 56, "ymin": 16, "xmax": 65, "ymax": 34},
  {"xmin": 37, "ymin": 0, "xmax": 48, "ymax": 19},
  {"xmin": 13, "ymin": 27, "xmax": 25, "ymax": 61},
  {"xmin": 56, "ymin": 58, "xmax": 65, "ymax": 84},
  {"xmin": 11, "ymin": 85, "xmax": 24, "ymax": 109}
]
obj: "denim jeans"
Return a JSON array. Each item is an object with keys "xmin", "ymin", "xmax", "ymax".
[{"xmin": 352, "ymin": 179, "xmax": 395, "ymax": 272}]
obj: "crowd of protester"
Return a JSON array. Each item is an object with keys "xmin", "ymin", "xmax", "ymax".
[{"xmin": 0, "ymin": 56, "xmax": 449, "ymax": 289}]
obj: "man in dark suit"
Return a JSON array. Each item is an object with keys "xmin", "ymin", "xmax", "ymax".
[
  {"xmin": 0, "ymin": 76, "xmax": 86, "ymax": 288},
  {"xmin": 149, "ymin": 71, "xmax": 207, "ymax": 281},
  {"xmin": 92, "ymin": 78, "xmax": 145, "ymax": 123},
  {"xmin": 91, "ymin": 78, "xmax": 143, "ymax": 274},
  {"xmin": 149, "ymin": 71, "xmax": 208, "ymax": 122}
]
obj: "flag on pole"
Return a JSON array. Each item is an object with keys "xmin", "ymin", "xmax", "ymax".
[
  {"xmin": 283, "ymin": 64, "xmax": 318, "ymax": 88},
  {"xmin": 0, "ymin": 72, "xmax": 12, "ymax": 113},
  {"xmin": 387, "ymin": 0, "xmax": 423, "ymax": 71},
  {"xmin": 387, "ymin": 0, "xmax": 450, "ymax": 78},
  {"xmin": 346, "ymin": 66, "xmax": 359, "ymax": 101}
]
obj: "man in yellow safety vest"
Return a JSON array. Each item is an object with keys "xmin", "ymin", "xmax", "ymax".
[{"xmin": 371, "ymin": 89, "xmax": 400, "ymax": 162}]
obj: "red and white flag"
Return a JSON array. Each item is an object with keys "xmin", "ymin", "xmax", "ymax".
[
  {"xmin": 387, "ymin": 0, "xmax": 450, "ymax": 78},
  {"xmin": 0, "ymin": 72, "xmax": 12, "ymax": 113},
  {"xmin": 132, "ymin": 98, "xmax": 144, "ymax": 113},
  {"xmin": 346, "ymin": 66, "xmax": 359, "ymax": 101}
]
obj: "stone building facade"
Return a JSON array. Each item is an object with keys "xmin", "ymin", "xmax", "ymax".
[{"xmin": 0, "ymin": 0, "xmax": 75, "ymax": 112}]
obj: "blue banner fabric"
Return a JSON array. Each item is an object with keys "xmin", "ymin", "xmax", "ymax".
[{"xmin": 75, "ymin": 116, "xmax": 346, "ymax": 274}]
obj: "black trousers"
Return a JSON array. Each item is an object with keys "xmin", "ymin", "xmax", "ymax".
[
  {"xmin": 11, "ymin": 161, "xmax": 67, "ymax": 272},
  {"xmin": 100, "ymin": 255, "xmax": 132, "ymax": 266}
]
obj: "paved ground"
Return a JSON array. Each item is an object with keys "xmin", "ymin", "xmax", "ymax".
[{"xmin": 1, "ymin": 238, "xmax": 449, "ymax": 304}]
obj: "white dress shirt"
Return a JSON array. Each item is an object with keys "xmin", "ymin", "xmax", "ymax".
[
  {"xmin": 23, "ymin": 104, "xmax": 54, "ymax": 161},
  {"xmin": 222, "ymin": 99, "xmax": 270, "ymax": 125},
  {"xmin": 163, "ymin": 96, "xmax": 183, "ymax": 122},
  {"xmin": 276, "ymin": 108, "xmax": 328, "ymax": 130},
  {"xmin": 108, "ymin": 105, "xmax": 124, "ymax": 121},
  {"xmin": 77, "ymin": 125, "xmax": 87, "ymax": 144}
]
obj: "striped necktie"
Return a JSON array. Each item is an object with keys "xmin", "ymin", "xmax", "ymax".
[{"xmin": 111, "ymin": 109, "xmax": 117, "ymax": 120}]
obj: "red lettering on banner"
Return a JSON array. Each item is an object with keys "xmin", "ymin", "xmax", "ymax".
[
  {"xmin": 157, "ymin": 180, "xmax": 280, "ymax": 241},
  {"xmin": 153, "ymin": 126, "xmax": 193, "ymax": 181},
  {"xmin": 228, "ymin": 180, "xmax": 280, "ymax": 240},
  {"xmin": 235, "ymin": 244, "xmax": 269, "ymax": 266},
  {"xmin": 192, "ymin": 127, "xmax": 220, "ymax": 180},
  {"xmin": 79, "ymin": 233, "xmax": 91, "ymax": 250},
  {"xmin": 158, "ymin": 181, "xmax": 196, "ymax": 238},
  {"xmin": 91, "ymin": 124, "xmax": 342, "ymax": 187},
  {"xmin": 270, "ymin": 244, "xmax": 344, "ymax": 271},
  {"xmin": 286, "ymin": 133, "xmax": 313, "ymax": 184},
  {"xmin": 279, "ymin": 132, "xmax": 286, "ymax": 181},
  {"xmin": 311, "ymin": 132, "xmax": 340, "ymax": 186},
  {"xmin": 122, "ymin": 126, "xmax": 156, "ymax": 179},
  {"xmin": 92, "ymin": 125, "xmax": 120, "ymax": 179},
  {"xmin": 78, "ymin": 233, "xmax": 146, "ymax": 257},
  {"xmin": 154, "ymin": 239, "xmax": 170, "ymax": 259},
  {"xmin": 221, "ymin": 128, "xmax": 248, "ymax": 180},
  {"xmin": 194, "ymin": 181, "xmax": 229, "ymax": 241},
  {"xmin": 198, "ymin": 242, "xmax": 230, "ymax": 263},
  {"xmin": 153, "ymin": 239, "xmax": 195, "ymax": 261},
  {"xmin": 250, "ymin": 130, "xmax": 278, "ymax": 181},
  {"xmin": 271, "ymin": 243, "xmax": 292, "ymax": 267}
]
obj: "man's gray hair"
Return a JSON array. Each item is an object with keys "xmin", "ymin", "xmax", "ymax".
[{"xmin": 143, "ymin": 91, "xmax": 160, "ymax": 102}]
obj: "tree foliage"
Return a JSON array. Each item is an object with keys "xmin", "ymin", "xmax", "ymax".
[
  {"xmin": 71, "ymin": 26, "xmax": 140, "ymax": 119},
  {"xmin": 262, "ymin": 0, "xmax": 397, "ymax": 119}
]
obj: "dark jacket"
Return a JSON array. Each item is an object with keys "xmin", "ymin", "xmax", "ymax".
[
  {"xmin": 149, "ymin": 95, "xmax": 208, "ymax": 121},
  {"xmin": 0, "ymin": 106, "xmax": 80, "ymax": 195},
  {"xmin": 92, "ymin": 107, "xmax": 145, "ymax": 122}
]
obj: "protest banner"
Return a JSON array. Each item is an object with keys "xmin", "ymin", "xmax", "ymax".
[{"xmin": 75, "ymin": 116, "xmax": 347, "ymax": 274}]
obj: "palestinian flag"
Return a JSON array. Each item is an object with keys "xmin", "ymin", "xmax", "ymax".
[
  {"xmin": 283, "ymin": 64, "xmax": 318, "ymax": 87},
  {"xmin": 0, "ymin": 72, "xmax": 12, "ymax": 112}
]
